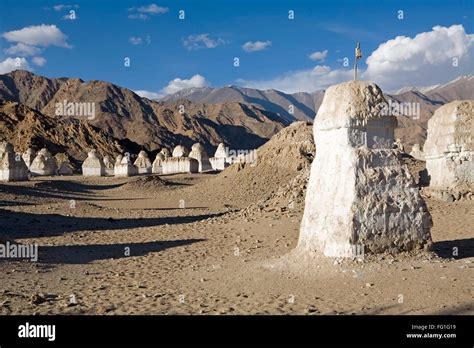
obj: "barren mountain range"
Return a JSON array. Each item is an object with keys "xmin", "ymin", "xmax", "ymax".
[
  {"xmin": 0, "ymin": 70, "xmax": 472, "ymax": 160},
  {"xmin": 159, "ymin": 85, "xmax": 325, "ymax": 122},
  {"xmin": 161, "ymin": 74, "xmax": 474, "ymax": 149},
  {"xmin": 161, "ymin": 75, "xmax": 473, "ymax": 121},
  {"xmin": 0, "ymin": 70, "xmax": 289, "ymax": 155}
]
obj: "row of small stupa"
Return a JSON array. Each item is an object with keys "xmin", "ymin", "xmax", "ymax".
[
  {"xmin": 82, "ymin": 142, "xmax": 232, "ymax": 177},
  {"xmin": 0, "ymin": 145, "xmax": 74, "ymax": 182},
  {"xmin": 0, "ymin": 142, "xmax": 233, "ymax": 181}
]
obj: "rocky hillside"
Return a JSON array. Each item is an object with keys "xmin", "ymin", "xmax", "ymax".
[
  {"xmin": 186, "ymin": 121, "xmax": 315, "ymax": 208},
  {"xmin": 0, "ymin": 70, "xmax": 289, "ymax": 153},
  {"xmin": 0, "ymin": 100, "xmax": 139, "ymax": 167}
]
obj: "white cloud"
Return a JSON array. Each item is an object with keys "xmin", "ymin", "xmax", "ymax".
[
  {"xmin": 365, "ymin": 24, "xmax": 474, "ymax": 91},
  {"xmin": 32, "ymin": 56, "xmax": 46, "ymax": 66},
  {"xmin": 4, "ymin": 43, "xmax": 42, "ymax": 56},
  {"xmin": 1, "ymin": 25, "xmax": 70, "ymax": 71},
  {"xmin": 0, "ymin": 57, "xmax": 32, "ymax": 74},
  {"xmin": 129, "ymin": 37, "xmax": 143, "ymax": 45},
  {"xmin": 239, "ymin": 24, "xmax": 474, "ymax": 94},
  {"xmin": 311, "ymin": 65, "xmax": 331, "ymax": 75},
  {"xmin": 242, "ymin": 40, "xmax": 271, "ymax": 52},
  {"xmin": 309, "ymin": 49, "xmax": 328, "ymax": 61},
  {"xmin": 238, "ymin": 65, "xmax": 352, "ymax": 93},
  {"xmin": 135, "ymin": 4, "xmax": 168, "ymax": 14},
  {"xmin": 129, "ymin": 35, "xmax": 151, "ymax": 45},
  {"xmin": 128, "ymin": 4, "xmax": 168, "ymax": 20},
  {"xmin": 162, "ymin": 74, "xmax": 208, "ymax": 94},
  {"xmin": 2, "ymin": 24, "xmax": 71, "ymax": 48},
  {"xmin": 135, "ymin": 90, "xmax": 162, "ymax": 100},
  {"xmin": 183, "ymin": 34, "xmax": 225, "ymax": 50},
  {"xmin": 135, "ymin": 74, "xmax": 209, "ymax": 99},
  {"xmin": 53, "ymin": 4, "xmax": 78, "ymax": 11}
]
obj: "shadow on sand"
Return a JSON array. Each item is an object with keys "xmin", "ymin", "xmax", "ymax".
[
  {"xmin": 0, "ymin": 180, "xmax": 126, "ymax": 201},
  {"xmin": 0, "ymin": 208, "xmax": 224, "ymax": 239},
  {"xmin": 432, "ymin": 238, "xmax": 474, "ymax": 259},
  {"xmin": 38, "ymin": 239, "xmax": 205, "ymax": 264}
]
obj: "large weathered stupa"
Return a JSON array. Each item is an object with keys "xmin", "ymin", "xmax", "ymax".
[{"xmin": 298, "ymin": 80, "xmax": 432, "ymax": 257}]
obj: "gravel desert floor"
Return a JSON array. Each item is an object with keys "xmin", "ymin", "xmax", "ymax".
[{"xmin": 0, "ymin": 172, "xmax": 472, "ymax": 315}]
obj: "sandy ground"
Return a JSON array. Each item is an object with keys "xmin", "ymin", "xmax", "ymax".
[{"xmin": 0, "ymin": 173, "xmax": 472, "ymax": 315}]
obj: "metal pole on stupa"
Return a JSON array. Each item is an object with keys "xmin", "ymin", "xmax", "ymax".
[{"xmin": 354, "ymin": 42, "xmax": 362, "ymax": 80}]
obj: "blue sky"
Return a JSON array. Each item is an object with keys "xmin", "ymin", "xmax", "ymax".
[{"xmin": 0, "ymin": 0, "xmax": 473, "ymax": 95}]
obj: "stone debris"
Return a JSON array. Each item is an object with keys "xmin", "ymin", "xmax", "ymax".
[
  {"xmin": 0, "ymin": 142, "xmax": 28, "ymax": 182},
  {"xmin": 189, "ymin": 143, "xmax": 212, "ymax": 172},
  {"xmin": 409, "ymin": 143, "xmax": 425, "ymax": 161},
  {"xmin": 298, "ymin": 80, "xmax": 432, "ymax": 258},
  {"xmin": 29, "ymin": 148, "xmax": 58, "ymax": 176},
  {"xmin": 152, "ymin": 153, "xmax": 165, "ymax": 174},
  {"xmin": 172, "ymin": 145, "xmax": 189, "ymax": 158},
  {"xmin": 103, "ymin": 155, "xmax": 114, "ymax": 176},
  {"xmin": 114, "ymin": 154, "xmax": 137, "ymax": 177},
  {"xmin": 120, "ymin": 175, "xmax": 167, "ymax": 191},
  {"xmin": 81, "ymin": 149, "xmax": 106, "ymax": 177},
  {"xmin": 133, "ymin": 150, "xmax": 152, "ymax": 174},
  {"xmin": 394, "ymin": 138, "xmax": 405, "ymax": 153},
  {"xmin": 210, "ymin": 143, "xmax": 230, "ymax": 171},
  {"xmin": 424, "ymin": 100, "xmax": 473, "ymax": 198},
  {"xmin": 22, "ymin": 148, "xmax": 36, "ymax": 169}
]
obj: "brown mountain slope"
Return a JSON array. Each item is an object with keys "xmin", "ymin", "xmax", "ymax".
[
  {"xmin": 0, "ymin": 70, "xmax": 64, "ymax": 111},
  {"xmin": 0, "ymin": 100, "xmax": 139, "ymax": 167},
  {"xmin": 159, "ymin": 85, "xmax": 316, "ymax": 122},
  {"xmin": 147, "ymin": 100, "xmax": 287, "ymax": 151},
  {"xmin": 0, "ymin": 70, "xmax": 289, "ymax": 152},
  {"xmin": 385, "ymin": 91, "xmax": 444, "ymax": 149},
  {"xmin": 426, "ymin": 75, "xmax": 474, "ymax": 102}
]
